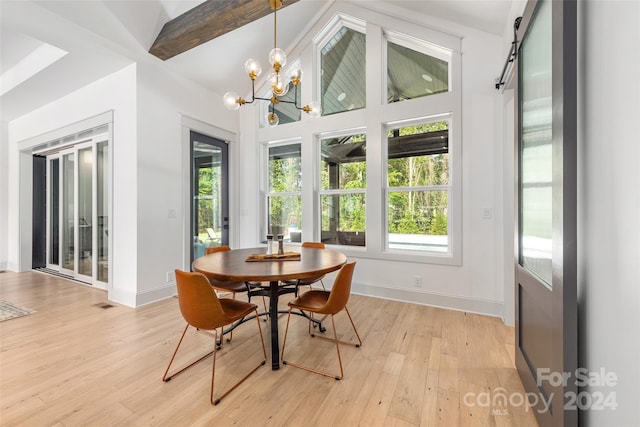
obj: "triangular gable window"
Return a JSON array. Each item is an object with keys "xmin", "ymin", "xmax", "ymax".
[
  {"xmin": 318, "ymin": 16, "xmax": 366, "ymax": 116},
  {"xmin": 386, "ymin": 32, "xmax": 451, "ymax": 103}
]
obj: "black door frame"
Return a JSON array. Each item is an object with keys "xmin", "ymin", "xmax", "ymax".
[{"xmin": 189, "ymin": 131, "xmax": 229, "ymax": 265}]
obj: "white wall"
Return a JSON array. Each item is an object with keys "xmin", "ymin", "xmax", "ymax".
[
  {"xmin": 236, "ymin": 3, "xmax": 508, "ymax": 318},
  {"xmin": 7, "ymin": 64, "xmax": 138, "ymax": 305},
  {"xmin": 578, "ymin": 1, "xmax": 640, "ymax": 424},
  {"xmin": 134, "ymin": 59, "xmax": 238, "ymax": 305},
  {"xmin": 5, "ymin": 58, "xmax": 238, "ymax": 307}
]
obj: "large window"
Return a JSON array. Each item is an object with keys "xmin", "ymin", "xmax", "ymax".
[
  {"xmin": 266, "ymin": 143, "xmax": 302, "ymax": 242},
  {"xmin": 254, "ymin": 10, "xmax": 461, "ymax": 264},
  {"xmin": 319, "ymin": 132, "xmax": 366, "ymax": 246},
  {"xmin": 386, "ymin": 120, "xmax": 450, "ymax": 253}
]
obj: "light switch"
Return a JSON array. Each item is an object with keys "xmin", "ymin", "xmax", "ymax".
[
  {"xmin": 168, "ymin": 209, "xmax": 177, "ymax": 218},
  {"xmin": 482, "ymin": 207, "xmax": 492, "ymax": 219}
]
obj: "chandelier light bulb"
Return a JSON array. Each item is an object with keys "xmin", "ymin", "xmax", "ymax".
[
  {"xmin": 244, "ymin": 58, "xmax": 262, "ymax": 79},
  {"xmin": 279, "ymin": 81, "xmax": 289, "ymax": 96},
  {"xmin": 221, "ymin": 4, "xmax": 321, "ymax": 127},
  {"xmin": 269, "ymin": 48, "xmax": 287, "ymax": 70},
  {"xmin": 267, "ymin": 112, "xmax": 280, "ymax": 127},
  {"xmin": 223, "ymin": 92, "xmax": 240, "ymax": 110},
  {"xmin": 290, "ymin": 68, "xmax": 303, "ymax": 86},
  {"xmin": 305, "ymin": 101, "xmax": 322, "ymax": 118},
  {"xmin": 270, "ymin": 72, "xmax": 287, "ymax": 96}
]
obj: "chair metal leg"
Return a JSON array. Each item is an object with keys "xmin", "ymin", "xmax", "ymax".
[
  {"xmin": 162, "ymin": 324, "xmax": 215, "ymax": 382},
  {"xmin": 280, "ymin": 308, "xmax": 293, "ymax": 363},
  {"xmin": 211, "ymin": 308, "xmax": 267, "ymax": 405},
  {"xmin": 282, "ymin": 310, "xmax": 360, "ymax": 380},
  {"xmin": 310, "ymin": 307, "xmax": 362, "ymax": 348}
]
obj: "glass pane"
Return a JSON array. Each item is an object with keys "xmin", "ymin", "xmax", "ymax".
[
  {"xmin": 320, "ymin": 134, "xmax": 366, "ymax": 190},
  {"xmin": 387, "ymin": 190, "xmax": 448, "ymax": 252},
  {"xmin": 321, "ymin": 193, "xmax": 365, "ymax": 246},
  {"xmin": 193, "ymin": 141, "xmax": 223, "ymax": 259},
  {"xmin": 321, "ymin": 26, "xmax": 366, "ymax": 116},
  {"xmin": 62, "ymin": 153, "xmax": 74, "ymax": 271},
  {"xmin": 269, "ymin": 144, "xmax": 301, "ymax": 192},
  {"xmin": 49, "ymin": 158, "xmax": 59, "ymax": 266},
  {"xmin": 387, "ymin": 121, "xmax": 449, "ymax": 186},
  {"xmin": 78, "ymin": 147, "xmax": 92, "ymax": 277},
  {"xmin": 97, "ymin": 142, "xmax": 109, "ymax": 283},
  {"xmin": 274, "ymin": 81, "xmax": 301, "ymax": 125},
  {"xmin": 387, "ymin": 41, "xmax": 448, "ymax": 102},
  {"xmin": 267, "ymin": 195, "xmax": 302, "ymax": 241},
  {"xmin": 520, "ymin": 0, "xmax": 552, "ymax": 285}
]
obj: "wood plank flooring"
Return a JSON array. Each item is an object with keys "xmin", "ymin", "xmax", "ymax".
[{"xmin": 0, "ymin": 271, "xmax": 538, "ymax": 426}]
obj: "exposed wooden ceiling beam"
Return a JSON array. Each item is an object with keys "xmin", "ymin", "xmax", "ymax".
[{"xmin": 149, "ymin": 0, "xmax": 300, "ymax": 61}]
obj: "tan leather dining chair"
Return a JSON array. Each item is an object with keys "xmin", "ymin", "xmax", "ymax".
[
  {"xmin": 281, "ymin": 241, "xmax": 327, "ymax": 294},
  {"xmin": 204, "ymin": 246, "xmax": 250, "ymax": 298},
  {"xmin": 281, "ymin": 260, "xmax": 362, "ymax": 380},
  {"xmin": 204, "ymin": 246, "xmax": 268, "ymax": 336},
  {"xmin": 162, "ymin": 269, "xmax": 267, "ymax": 405}
]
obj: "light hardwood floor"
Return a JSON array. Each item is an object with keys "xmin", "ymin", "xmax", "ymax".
[{"xmin": 0, "ymin": 271, "xmax": 538, "ymax": 426}]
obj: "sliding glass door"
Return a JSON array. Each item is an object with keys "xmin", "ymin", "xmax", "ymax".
[{"xmin": 45, "ymin": 135, "xmax": 110, "ymax": 288}]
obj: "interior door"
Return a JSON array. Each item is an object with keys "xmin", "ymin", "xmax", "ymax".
[
  {"xmin": 190, "ymin": 131, "xmax": 229, "ymax": 264},
  {"xmin": 515, "ymin": 0, "xmax": 577, "ymax": 425}
]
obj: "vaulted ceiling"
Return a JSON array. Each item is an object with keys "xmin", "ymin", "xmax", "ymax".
[{"xmin": 0, "ymin": 0, "xmax": 515, "ymax": 123}]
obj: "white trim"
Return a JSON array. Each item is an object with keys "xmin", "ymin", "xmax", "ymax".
[
  {"xmin": 351, "ymin": 280, "xmax": 504, "ymax": 319},
  {"xmin": 312, "ymin": 13, "xmax": 367, "ymax": 48},
  {"xmin": 18, "ymin": 111, "xmax": 113, "ymax": 152},
  {"xmin": 181, "ymin": 115, "xmax": 236, "ymax": 143},
  {"xmin": 180, "ymin": 115, "xmax": 238, "ymax": 266},
  {"xmin": 384, "ymin": 29, "xmax": 453, "ymax": 63},
  {"xmin": 109, "ymin": 281, "xmax": 176, "ymax": 308},
  {"xmin": 136, "ymin": 284, "xmax": 176, "ymax": 307}
]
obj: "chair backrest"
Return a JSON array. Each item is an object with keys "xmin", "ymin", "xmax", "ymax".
[
  {"xmin": 323, "ymin": 260, "xmax": 356, "ymax": 315},
  {"xmin": 174, "ymin": 269, "xmax": 228, "ymax": 330},
  {"xmin": 205, "ymin": 245, "xmax": 231, "ymax": 256},
  {"xmin": 301, "ymin": 241, "xmax": 325, "ymax": 249}
]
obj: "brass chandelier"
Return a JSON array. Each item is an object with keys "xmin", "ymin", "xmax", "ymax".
[{"xmin": 223, "ymin": 0, "xmax": 321, "ymax": 126}]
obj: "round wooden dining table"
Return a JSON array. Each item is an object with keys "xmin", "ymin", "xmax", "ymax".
[{"xmin": 192, "ymin": 246, "xmax": 347, "ymax": 370}]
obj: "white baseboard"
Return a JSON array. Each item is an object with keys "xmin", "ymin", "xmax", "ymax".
[
  {"xmin": 107, "ymin": 279, "xmax": 504, "ymax": 323},
  {"xmin": 135, "ymin": 283, "xmax": 176, "ymax": 307},
  {"xmin": 351, "ymin": 281, "xmax": 504, "ymax": 320},
  {"xmin": 109, "ymin": 283, "xmax": 176, "ymax": 308}
]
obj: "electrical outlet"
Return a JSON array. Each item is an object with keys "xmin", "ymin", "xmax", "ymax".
[
  {"xmin": 166, "ymin": 271, "xmax": 175, "ymax": 282},
  {"xmin": 413, "ymin": 276, "xmax": 422, "ymax": 288}
]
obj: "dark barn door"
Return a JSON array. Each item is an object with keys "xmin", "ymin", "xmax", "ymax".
[{"xmin": 514, "ymin": 0, "xmax": 577, "ymax": 426}]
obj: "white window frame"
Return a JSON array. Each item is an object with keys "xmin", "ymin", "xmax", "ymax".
[
  {"xmin": 262, "ymin": 139, "xmax": 303, "ymax": 242},
  {"xmin": 383, "ymin": 115, "xmax": 453, "ymax": 256},
  {"xmin": 316, "ymin": 128, "xmax": 367, "ymax": 248},
  {"xmin": 384, "ymin": 29, "xmax": 453, "ymax": 105},
  {"xmin": 313, "ymin": 13, "xmax": 367, "ymax": 117}
]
